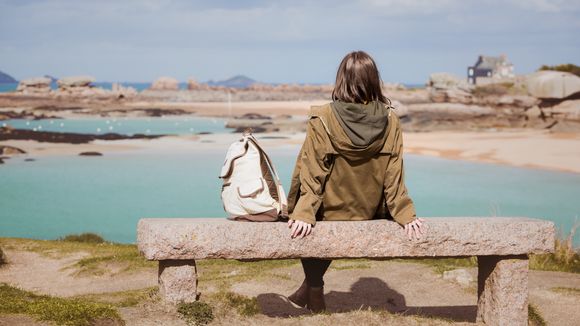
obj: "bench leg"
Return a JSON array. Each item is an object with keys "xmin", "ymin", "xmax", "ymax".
[
  {"xmin": 476, "ymin": 255, "xmax": 528, "ymax": 325},
  {"xmin": 158, "ymin": 259, "xmax": 198, "ymax": 303}
]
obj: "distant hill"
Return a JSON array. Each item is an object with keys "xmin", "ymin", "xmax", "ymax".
[
  {"xmin": 207, "ymin": 75, "xmax": 257, "ymax": 88},
  {"xmin": 0, "ymin": 70, "xmax": 18, "ymax": 84}
]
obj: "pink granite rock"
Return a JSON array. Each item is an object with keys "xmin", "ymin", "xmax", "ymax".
[
  {"xmin": 158, "ymin": 260, "xmax": 198, "ymax": 303},
  {"xmin": 477, "ymin": 256, "xmax": 529, "ymax": 325},
  {"xmin": 137, "ymin": 217, "xmax": 554, "ymax": 260}
]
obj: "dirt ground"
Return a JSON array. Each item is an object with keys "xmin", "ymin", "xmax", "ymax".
[{"xmin": 1, "ymin": 248, "xmax": 579, "ymax": 325}]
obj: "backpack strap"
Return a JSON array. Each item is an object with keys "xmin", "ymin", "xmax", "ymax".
[{"xmin": 247, "ymin": 135, "xmax": 288, "ymax": 218}]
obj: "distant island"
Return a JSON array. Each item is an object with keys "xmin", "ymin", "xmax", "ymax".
[
  {"xmin": 207, "ymin": 75, "xmax": 256, "ymax": 88},
  {"xmin": 0, "ymin": 70, "xmax": 17, "ymax": 84}
]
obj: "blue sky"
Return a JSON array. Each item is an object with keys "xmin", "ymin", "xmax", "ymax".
[{"xmin": 1, "ymin": 0, "xmax": 579, "ymax": 84}]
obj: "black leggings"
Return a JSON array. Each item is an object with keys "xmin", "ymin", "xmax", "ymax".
[{"xmin": 301, "ymin": 258, "xmax": 332, "ymax": 287}]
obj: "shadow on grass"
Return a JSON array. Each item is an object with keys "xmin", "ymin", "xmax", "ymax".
[{"xmin": 257, "ymin": 277, "xmax": 476, "ymax": 322}]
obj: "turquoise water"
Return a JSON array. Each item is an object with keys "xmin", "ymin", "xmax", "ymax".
[
  {"xmin": 2, "ymin": 117, "xmax": 228, "ymax": 135},
  {"xmin": 0, "ymin": 149, "xmax": 578, "ymax": 245}
]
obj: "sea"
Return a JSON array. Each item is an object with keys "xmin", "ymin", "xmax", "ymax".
[{"xmin": 0, "ymin": 117, "xmax": 579, "ymax": 245}]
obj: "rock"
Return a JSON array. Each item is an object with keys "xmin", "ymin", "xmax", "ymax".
[
  {"xmin": 443, "ymin": 268, "xmax": 473, "ymax": 286},
  {"xmin": 0, "ymin": 247, "xmax": 5, "ymax": 264},
  {"xmin": 150, "ymin": 77, "xmax": 180, "ymax": 91},
  {"xmin": 187, "ymin": 78, "xmax": 199, "ymax": 90},
  {"xmin": 391, "ymin": 100, "xmax": 408, "ymax": 117},
  {"xmin": 526, "ymin": 71, "xmax": 580, "ymax": 99},
  {"xmin": 79, "ymin": 151, "xmax": 103, "ymax": 156},
  {"xmin": 137, "ymin": 217, "xmax": 554, "ymax": 260},
  {"xmin": 429, "ymin": 73, "xmax": 463, "ymax": 89},
  {"xmin": 158, "ymin": 260, "xmax": 198, "ymax": 303},
  {"xmin": 57, "ymin": 76, "xmax": 96, "ymax": 88},
  {"xmin": 428, "ymin": 73, "xmax": 473, "ymax": 104},
  {"xmin": 237, "ymin": 113, "xmax": 271, "ymax": 120},
  {"xmin": 111, "ymin": 83, "xmax": 138, "ymax": 98},
  {"xmin": 0, "ymin": 127, "xmax": 164, "ymax": 144},
  {"xmin": 0, "ymin": 145, "xmax": 27, "ymax": 155},
  {"xmin": 16, "ymin": 77, "xmax": 52, "ymax": 95},
  {"xmin": 0, "ymin": 158, "xmax": 3, "ymax": 164},
  {"xmin": 477, "ymin": 256, "xmax": 529, "ymax": 325},
  {"xmin": 550, "ymin": 99, "xmax": 580, "ymax": 122},
  {"xmin": 525, "ymin": 106, "xmax": 543, "ymax": 120}
]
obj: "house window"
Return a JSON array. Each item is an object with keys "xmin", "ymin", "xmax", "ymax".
[{"xmin": 468, "ymin": 68, "xmax": 474, "ymax": 76}]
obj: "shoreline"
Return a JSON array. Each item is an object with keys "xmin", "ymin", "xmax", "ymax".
[{"xmin": 2, "ymin": 129, "xmax": 580, "ymax": 174}]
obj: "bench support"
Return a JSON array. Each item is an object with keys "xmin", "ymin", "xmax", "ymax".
[
  {"xmin": 158, "ymin": 259, "xmax": 198, "ymax": 303},
  {"xmin": 476, "ymin": 255, "xmax": 528, "ymax": 325}
]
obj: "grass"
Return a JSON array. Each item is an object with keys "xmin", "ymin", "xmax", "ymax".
[
  {"xmin": 177, "ymin": 301, "xmax": 214, "ymax": 326},
  {"xmin": 539, "ymin": 63, "xmax": 580, "ymax": 77},
  {"xmin": 212, "ymin": 291, "xmax": 260, "ymax": 316},
  {"xmin": 551, "ymin": 287, "xmax": 580, "ymax": 296},
  {"xmin": 330, "ymin": 259, "xmax": 372, "ymax": 271},
  {"xmin": 0, "ymin": 236, "xmax": 156, "ymax": 276},
  {"xmin": 59, "ymin": 233, "xmax": 105, "ymax": 244},
  {"xmin": 0, "ymin": 283, "xmax": 124, "ymax": 326},
  {"xmin": 528, "ymin": 304, "xmax": 547, "ymax": 326},
  {"xmin": 74, "ymin": 287, "xmax": 158, "ymax": 308},
  {"xmin": 530, "ymin": 223, "xmax": 580, "ymax": 273}
]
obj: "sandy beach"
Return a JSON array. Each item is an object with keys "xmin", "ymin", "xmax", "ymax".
[{"xmin": 3, "ymin": 128, "xmax": 580, "ymax": 174}]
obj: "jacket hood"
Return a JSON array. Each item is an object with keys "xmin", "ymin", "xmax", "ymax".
[{"xmin": 322, "ymin": 101, "xmax": 391, "ymax": 160}]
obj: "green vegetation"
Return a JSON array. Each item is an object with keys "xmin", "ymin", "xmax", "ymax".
[
  {"xmin": 74, "ymin": 287, "xmax": 158, "ymax": 308},
  {"xmin": 551, "ymin": 287, "xmax": 580, "ymax": 296},
  {"xmin": 539, "ymin": 63, "xmax": 580, "ymax": 77},
  {"xmin": 59, "ymin": 233, "xmax": 105, "ymax": 244},
  {"xmin": 530, "ymin": 224, "xmax": 580, "ymax": 273},
  {"xmin": 528, "ymin": 304, "xmax": 547, "ymax": 326},
  {"xmin": 213, "ymin": 291, "xmax": 259, "ymax": 316},
  {"xmin": 330, "ymin": 259, "xmax": 371, "ymax": 270},
  {"xmin": 196, "ymin": 258, "xmax": 298, "ymax": 283},
  {"xmin": 177, "ymin": 301, "xmax": 214, "ymax": 326},
  {"xmin": 0, "ymin": 237, "xmax": 156, "ymax": 276},
  {"xmin": 472, "ymin": 82, "xmax": 514, "ymax": 97},
  {"xmin": 0, "ymin": 283, "xmax": 123, "ymax": 326},
  {"xmin": 0, "ymin": 246, "xmax": 5, "ymax": 265}
]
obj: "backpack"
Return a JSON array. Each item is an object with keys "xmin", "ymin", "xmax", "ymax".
[{"xmin": 219, "ymin": 130, "xmax": 288, "ymax": 221}]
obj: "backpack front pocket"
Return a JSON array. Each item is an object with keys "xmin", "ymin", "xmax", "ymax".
[{"xmin": 237, "ymin": 178, "xmax": 265, "ymax": 198}]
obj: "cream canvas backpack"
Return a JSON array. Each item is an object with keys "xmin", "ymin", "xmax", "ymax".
[{"xmin": 219, "ymin": 131, "xmax": 288, "ymax": 221}]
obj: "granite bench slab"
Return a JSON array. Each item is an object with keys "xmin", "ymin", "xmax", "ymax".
[{"xmin": 137, "ymin": 217, "xmax": 555, "ymax": 325}]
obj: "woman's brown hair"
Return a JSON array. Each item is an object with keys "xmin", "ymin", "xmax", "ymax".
[{"xmin": 332, "ymin": 51, "xmax": 388, "ymax": 104}]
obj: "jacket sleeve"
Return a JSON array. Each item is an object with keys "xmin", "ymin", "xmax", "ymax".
[
  {"xmin": 384, "ymin": 125, "xmax": 416, "ymax": 226},
  {"xmin": 290, "ymin": 118, "xmax": 332, "ymax": 225}
]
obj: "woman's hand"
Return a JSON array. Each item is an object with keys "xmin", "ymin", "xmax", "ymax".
[
  {"xmin": 404, "ymin": 218, "xmax": 426, "ymax": 240},
  {"xmin": 288, "ymin": 219, "xmax": 312, "ymax": 238}
]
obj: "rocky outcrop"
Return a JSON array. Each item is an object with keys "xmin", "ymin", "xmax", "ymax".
[
  {"xmin": 16, "ymin": 77, "xmax": 52, "ymax": 95},
  {"xmin": 0, "ymin": 127, "xmax": 164, "ymax": 144},
  {"xmin": 79, "ymin": 151, "xmax": 103, "ymax": 156},
  {"xmin": 0, "ymin": 145, "xmax": 26, "ymax": 155},
  {"xmin": 111, "ymin": 83, "xmax": 138, "ymax": 98},
  {"xmin": 57, "ymin": 76, "xmax": 95, "ymax": 88},
  {"xmin": 150, "ymin": 77, "xmax": 180, "ymax": 91},
  {"xmin": 428, "ymin": 73, "xmax": 474, "ymax": 104},
  {"xmin": 526, "ymin": 71, "xmax": 580, "ymax": 99}
]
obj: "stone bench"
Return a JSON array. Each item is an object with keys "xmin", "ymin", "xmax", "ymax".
[{"xmin": 137, "ymin": 217, "xmax": 554, "ymax": 325}]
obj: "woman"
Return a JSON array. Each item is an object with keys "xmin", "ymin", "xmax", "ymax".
[{"xmin": 286, "ymin": 51, "xmax": 426, "ymax": 312}]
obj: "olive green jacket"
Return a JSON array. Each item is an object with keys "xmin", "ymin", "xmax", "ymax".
[{"xmin": 287, "ymin": 102, "xmax": 416, "ymax": 226}]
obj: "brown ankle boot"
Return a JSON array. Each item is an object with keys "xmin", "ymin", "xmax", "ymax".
[
  {"xmin": 307, "ymin": 286, "xmax": 326, "ymax": 313},
  {"xmin": 288, "ymin": 280, "xmax": 309, "ymax": 308}
]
